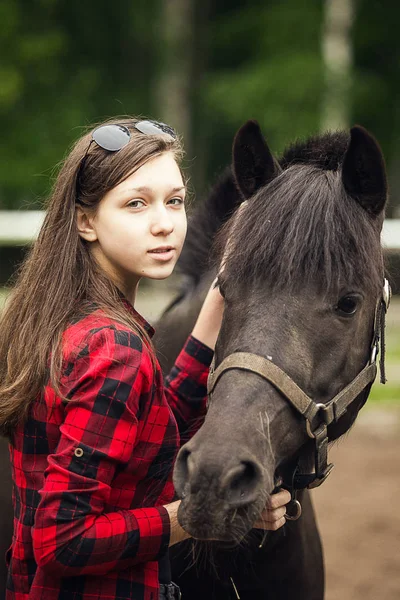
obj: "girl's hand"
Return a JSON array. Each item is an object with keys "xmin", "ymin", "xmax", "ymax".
[
  {"xmin": 191, "ymin": 279, "xmax": 224, "ymax": 351},
  {"xmin": 191, "ymin": 200, "xmax": 248, "ymax": 351},
  {"xmin": 253, "ymin": 489, "xmax": 292, "ymax": 531},
  {"xmin": 164, "ymin": 500, "xmax": 192, "ymax": 546}
]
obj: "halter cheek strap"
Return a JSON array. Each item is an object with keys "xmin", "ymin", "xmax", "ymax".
[{"xmin": 207, "ymin": 279, "xmax": 391, "ymax": 492}]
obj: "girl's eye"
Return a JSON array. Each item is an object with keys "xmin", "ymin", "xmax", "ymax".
[
  {"xmin": 128, "ymin": 200, "xmax": 145, "ymax": 208},
  {"xmin": 168, "ymin": 197, "xmax": 185, "ymax": 206}
]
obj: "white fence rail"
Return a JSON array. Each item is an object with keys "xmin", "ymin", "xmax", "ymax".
[
  {"xmin": 0, "ymin": 211, "xmax": 400, "ymax": 249},
  {"xmin": 382, "ymin": 219, "xmax": 400, "ymax": 250},
  {"xmin": 0, "ymin": 212, "xmax": 44, "ymax": 246}
]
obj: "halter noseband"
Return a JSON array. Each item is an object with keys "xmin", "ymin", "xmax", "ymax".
[{"xmin": 207, "ymin": 279, "xmax": 391, "ymax": 498}]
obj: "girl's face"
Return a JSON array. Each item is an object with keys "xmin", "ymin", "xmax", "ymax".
[{"xmin": 78, "ymin": 151, "xmax": 187, "ymax": 300}]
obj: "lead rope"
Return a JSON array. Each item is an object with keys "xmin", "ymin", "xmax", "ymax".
[
  {"xmin": 379, "ymin": 278, "xmax": 392, "ymax": 384},
  {"xmin": 379, "ymin": 300, "xmax": 387, "ymax": 384},
  {"xmin": 230, "ymin": 577, "xmax": 241, "ymax": 599}
]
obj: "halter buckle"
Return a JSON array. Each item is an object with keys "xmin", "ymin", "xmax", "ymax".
[
  {"xmin": 305, "ymin": 403, "xmax": 333, "ymax": 438},
  {"xmin": 370, "ymin": 343, "xmax": 378, "ymax": 364},
  {"xmin": 307, "ymin": 463, "xmax": 334, "ymax": 489}
]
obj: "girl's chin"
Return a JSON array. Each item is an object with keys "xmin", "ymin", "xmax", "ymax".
[{"xmin": 143, "ymin": 266, "xmax": 176, "ymax": 280}]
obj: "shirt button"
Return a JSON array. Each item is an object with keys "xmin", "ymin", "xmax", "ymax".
[{"xmin": 74, "ymin": 447, "xmax": 84, "ymax": 458}]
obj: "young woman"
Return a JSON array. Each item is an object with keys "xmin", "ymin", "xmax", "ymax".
[{"xmin": 0, "ymin": 117, "xmax": 290, "ymax": 600}]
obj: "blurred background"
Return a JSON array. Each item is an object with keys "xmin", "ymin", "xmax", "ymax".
[{"xmin": 0, "ymin": 0, "xmax": 399, "ymax": 598}]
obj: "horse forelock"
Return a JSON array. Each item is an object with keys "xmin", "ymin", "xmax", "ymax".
[
  {"xmin": 218, "ymin": 162, "xmax": 384, "ymax": 297},
  {"xmin": 280, "ymin": 131, "xmax": 350, "ymax": 172}
]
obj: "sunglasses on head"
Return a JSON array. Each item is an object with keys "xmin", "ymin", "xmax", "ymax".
[
  {"xmin": 91, "ymin": 119, "xmax": 177, "ymax": 152},
  {"xmin": 76, "ymin": 120, "xmax": 177, "ymax": 202}
]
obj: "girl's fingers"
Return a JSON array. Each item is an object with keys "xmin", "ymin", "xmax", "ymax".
[
  {"xmin": 252, "ymin": 490, "xmax": 292, "ymax": 531},
  {"xmin": 266, "ymin": 489, "xmax": 291, "ymax": 510},
  {"xmin": 253, "ymin": 515, "xmax": 286, "ymax": 531},
  {"xmin": 260, "ymin": 506, "xmax": 287, "ymax": 523}
]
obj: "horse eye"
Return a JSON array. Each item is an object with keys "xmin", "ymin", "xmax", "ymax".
[{"xmin": 336, "ymin": 295, "xmax": 359, "ymax": 316}]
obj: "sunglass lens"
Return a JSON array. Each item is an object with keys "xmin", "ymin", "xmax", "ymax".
[
  {"xmin": 135, "ymin": 120, "xmax": 176, "ymax": 138},
  {"xmin": 92, "ymin": 125, "xmax": 131, "ymax": 151}
]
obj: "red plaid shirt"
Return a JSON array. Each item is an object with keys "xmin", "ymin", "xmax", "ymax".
[{"xmin": 6, "ymin": 301, "xmax": 212, "ymax": 600}]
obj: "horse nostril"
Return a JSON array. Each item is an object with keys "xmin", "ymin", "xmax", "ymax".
[
  {"xmin": 173, "ymin": 446, "xmax": 191, "ymax": 497},
  {"xmin": 223, "ymin": 460, "xmax": 262, "ymax": 508}
]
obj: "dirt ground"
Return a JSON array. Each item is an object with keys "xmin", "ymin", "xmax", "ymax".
[{"xmin": 312, "ymin": 407, "xmax": 400, "ymax": 600}]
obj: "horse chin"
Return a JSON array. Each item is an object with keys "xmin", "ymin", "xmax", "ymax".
[{"xmin": 177, "ymin": 496, "xmax": 262, "ymax": 543}]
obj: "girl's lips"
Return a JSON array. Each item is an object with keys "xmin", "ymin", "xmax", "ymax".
[
  {"xmin": 147, "ymin": 248, "xmax": 175, "ymax": 261},
  {"xmin": 148, "ymin": 246, "xmax": 174, "ymax": 252}
]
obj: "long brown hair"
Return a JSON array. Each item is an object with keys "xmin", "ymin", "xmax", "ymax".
[{"xmin": 0, "ymin": 116, "xmax": 184, "ymax": 438}]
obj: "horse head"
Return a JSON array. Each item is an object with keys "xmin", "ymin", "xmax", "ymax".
[{"xmin": 173, "ymin": 120, "xmax": 388, "ymax": 542}]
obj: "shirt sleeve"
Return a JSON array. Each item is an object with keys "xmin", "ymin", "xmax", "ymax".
[
  {"xmin": 164, "ymin": 334, "xmax": 214, "ymax": 446},
  {"xmin": 32, "ymin": 326, "xmax": 170, "ymax": 577}
]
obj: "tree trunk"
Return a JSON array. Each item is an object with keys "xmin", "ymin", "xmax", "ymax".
[
  {"xmin": 321, "ymin": 0, "xmax": 355, "ymax": 131},
  {"xmin": 154, "ymin": 0, "xmax": 194, "ymax": 155}
]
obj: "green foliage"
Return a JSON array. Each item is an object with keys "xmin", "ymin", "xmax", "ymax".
[
  {"xmin": 369, "ymin": 383, "xmax": 400, "ymax": 404},
  {"xmin": 368, "ymin": 298, "xmax": 400, "ymax": 404},
  {"xmin": 0, "ymin": 0, "xmax": 399, "ymax": 210},
  {"xmin": 198, "ymin": 0, "xmax": 324, "ymax": 179},
  {"xmin": 0, "ymin": 0, "xmax": 161, "ymax": 208},
  {"xmin": 352, "ymin": 0, "xmax": 400, "ymax": 213}
]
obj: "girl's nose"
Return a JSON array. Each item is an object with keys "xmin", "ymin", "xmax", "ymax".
[{"xmin": 150, "ymin": 207, "xmax": 174, "ymax": 236}]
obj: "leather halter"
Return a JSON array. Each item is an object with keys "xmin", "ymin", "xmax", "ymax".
[{"xmin": 207, "ymin": 279, "xmax": 391, "ymax": 492}]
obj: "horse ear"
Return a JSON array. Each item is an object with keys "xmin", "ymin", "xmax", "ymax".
[
  {"xmin": 342, "ymin": 125, "xmax": 387, "ymax": 216},
  {"xmin": 232, "ymin": 120, "xmax": 281, "ymax": 199}
]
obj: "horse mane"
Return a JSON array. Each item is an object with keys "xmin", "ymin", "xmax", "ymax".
[
  {"xmin": 177, "ymin": 167, "xmax": 242, "ymax": 284},
  {"xmin": 218, "ymin": 131, "xmax": 384, "ymax": 295}
]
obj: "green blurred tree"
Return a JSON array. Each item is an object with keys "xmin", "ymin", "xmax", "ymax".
[
  {"xmin": 352, "ymin": 0, "xmax": 400, "ymax": 216},
  {"xmin": 189, "ymin": 0, "xmax": 325, "ymax": 196},
  {"xmin": 0, "ymin": 0, "xmax": 161, "ymax": 208},
  {"xmin": 321, "ymin": 0, "xmax": 354, "ymax": 131},
  {"xmin": 0, "ymin": 0, "xmax": 399, "ymax": 213}
]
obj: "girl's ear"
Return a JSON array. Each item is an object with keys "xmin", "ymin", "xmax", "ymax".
[{"xmin": 76, "ymin": 207, "xmax": 98, "ymax": 242}]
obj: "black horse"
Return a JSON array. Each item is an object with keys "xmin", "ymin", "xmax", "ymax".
[{"xmin": 155, "ymin": 121, "xmax": 389, "ymax": 599}]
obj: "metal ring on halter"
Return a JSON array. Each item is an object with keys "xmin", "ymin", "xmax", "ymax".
[
  {"xmin": 284, "ymin": 499, "xmax": 302, "ymax": 521},
  {"xmin": 383, "ymin": 278, "xmax": 391, "ymax": 309},
  {"xmin": 305, "ymin": 403, "xmax": 327, "ymax": 438}
]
